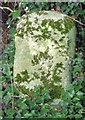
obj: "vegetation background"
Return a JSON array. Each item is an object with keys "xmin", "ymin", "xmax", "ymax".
[{"xmin": 1, "ymin": 1, "xmax": 85, "ymax": 119}]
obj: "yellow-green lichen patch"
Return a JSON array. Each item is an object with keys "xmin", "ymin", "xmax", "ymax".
[{"xmin": 14, "ymin": 11, "xmax": 76, "ymax": 99}]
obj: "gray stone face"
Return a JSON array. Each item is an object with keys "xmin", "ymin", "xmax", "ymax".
[{"xmin": 14, "ymin": 11, "xmax": 76, "ymax": 98}]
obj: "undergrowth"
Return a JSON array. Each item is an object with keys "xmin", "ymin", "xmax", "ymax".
[{"xmin": 1, "ymin": 2, "xmax": 85, "ymax": 119}]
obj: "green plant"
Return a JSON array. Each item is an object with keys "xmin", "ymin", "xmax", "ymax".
[
  {"xmin": 60, "ymin": 52, "xmax": 84, "ymax": 119},
  {"xmin": 1, "ymin": 2, "xmax": 85, "ymax": 119},
  {"xmin": 2, "ymin": 31, "xmax": 15, "ymax": 119}
]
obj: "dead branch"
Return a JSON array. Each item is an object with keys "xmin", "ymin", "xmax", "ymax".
[{"xmin": 0, "ymin": 6, "xmax": 13, "ymax": 12}]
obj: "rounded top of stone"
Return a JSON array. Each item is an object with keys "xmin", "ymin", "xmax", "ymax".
[
  {"xmin": 16, "ymin": 11, "xmax": 75, "ymax": 39},
  {"xmin": 21, "ymin": 11, "xmax": 66, "ymax": 21}
]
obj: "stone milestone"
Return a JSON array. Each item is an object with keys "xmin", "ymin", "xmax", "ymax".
[{"xmin": 14, "ymin": 11, "xmax": 76, "ymax": 98}]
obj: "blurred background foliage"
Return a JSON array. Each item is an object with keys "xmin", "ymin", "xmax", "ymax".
[{"xmin": 1, "ymin": 1, "xmax": 85, "ymax": 119}]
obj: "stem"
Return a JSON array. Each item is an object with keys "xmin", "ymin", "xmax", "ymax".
[
  {"xmin": 0, "ymin": 6, "xmax": 13, "ymax": 12},
  {"xmin": 11, "ymin": 95, "xmax": 22, "ymax": 98},
  {"xmin": 68, "ymin": 16, "xmax": 85, "ymax": 27},
  {"xmin": 11, "ymin": 82, "xmax": 14, "ymax": 109}
]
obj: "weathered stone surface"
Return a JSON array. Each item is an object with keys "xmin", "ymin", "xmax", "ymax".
[{"xmin": 14, "ymin": 11, "xmax": 76, "ymax": 98}]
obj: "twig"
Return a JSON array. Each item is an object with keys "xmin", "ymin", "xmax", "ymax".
[
  {"xmin": 68, "ymin": 15, "xmax": 85, "ymax": 27},
  {"xmin": 0, "ymin": 6, "xmax": 13, "ymax": 12},
  {"xmin": 11, "ymin": 83, "xmax": 14, "ymax": 109},
  {"xmin": 11, "ymin": 95, "xmax": 22, "ymax": 98},
  {"xmin": 55, "ymin": 9, "xmax": 85, "ymax": 27}
]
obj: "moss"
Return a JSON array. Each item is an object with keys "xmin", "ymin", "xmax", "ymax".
[
  {"xmin": 15, "ymin": 70, "xmax": 30, "ymax": 83},
  {"xmin": 16, "ymin": 33, "xmax": 23, "ymax": 38},
  {"xmin": 16, "ymin": 84, "xmax": 33, "ymax": 96},
  {"xmin": 33, "ymin": 72, "xmax": 40, "ymax": 79},
  {"xmin": 16, "ymin": 12, "xmax": 75, "ymax": 39},
  {"xmin": 49, "ymin": 84, "xmax": 64, "ymax": 99},
  {"xmin": 48, "ymin": 19, "xmax": 55, "ymax": 27},
  {"xmin": 36, "ymin": 11, "xmax": 48, "ymax": 16},
  {"xmin": 34, "ymin": 18, "xmax": 38, "ymax": 24},
  {"xmin": 48, "ymin": 16, "xmax": 74, "ymax": 34},
  {"xmin": 41, "ymin": 77, "xmax": 63, "ymax": 98},
  {"xmin": 15, "ymin": 77, "xmax": 63, "ymax": 99},
  {"xmin": 14, "ymin": 11, "xmax": 76, "ymax": 99},
  {"xmin": 15, "ymin": 64, "xmax": 63, "ymax": 98},
  {"xmin": 42, "ymin": 19, "xmax": 48, "ymax": 26},
  {"xmin": 33, "ymin": 55, "xmax": 39, "ymax": 65},
  {"xmin": 62, "ymin": 16, "xmax": 74, "ymax": 34},
  {"xmin": 16, "ymin": 18, "xmax": 33, "ymax": 38}
]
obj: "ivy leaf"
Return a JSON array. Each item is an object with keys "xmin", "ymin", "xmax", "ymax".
[
  {"xmin": 5, "ymin": 109, "xmax": 17, "ymax": 117},
  {"xmin": 11, "ymin": 10, "xmax": 20, "ymax": 20},
  {"xmin": 76, "ymin": 91, "xmax": 84, "ymax": 98},
  {"xmin": 36, "ymin": 97, "xmax": 44, "ymax": 104},
  {"xmin": 4, "ymin": 92, "xmax": 11, "ymax": 103},
  {"xmin": 41, "ymin": 105, "xmax": 48, "ymax": 116},
  {"xmin": 18, "ymin": 102, "xmax": 28, "ymax": 110},
  {"xmin": 9, "ymin": 28, "xmax": 16, "ymax": 38},
  {"xmin": 6, "ymin": 18, "xmax": 11, "ymax": 25}
]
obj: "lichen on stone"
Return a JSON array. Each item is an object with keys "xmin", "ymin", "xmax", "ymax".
[{"xmin": 14, "ymin": 11, "xmax": 76, "ymax": 99}]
